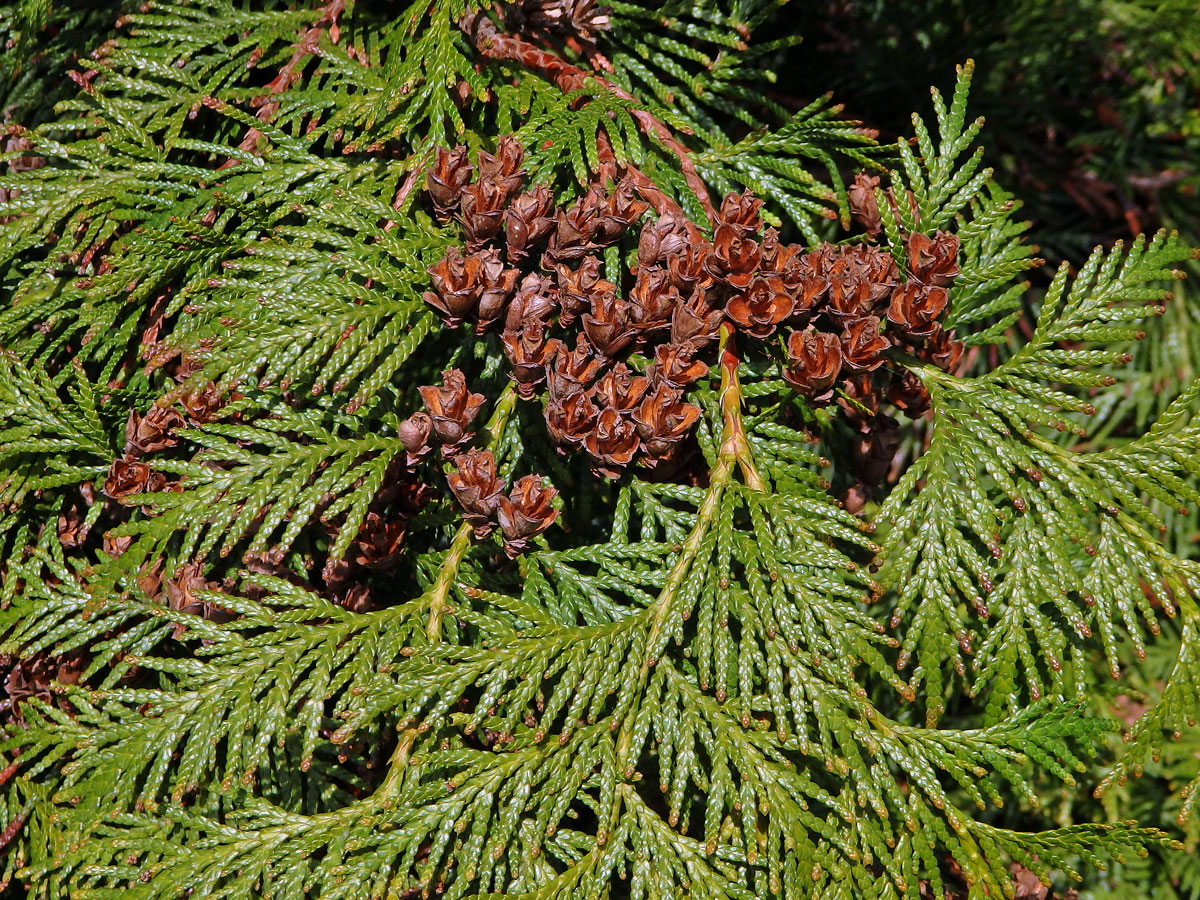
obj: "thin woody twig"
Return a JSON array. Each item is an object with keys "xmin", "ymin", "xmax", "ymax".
[{"xmin": 459, "ymin": 11, "xmax": 716, "ymax": 223}]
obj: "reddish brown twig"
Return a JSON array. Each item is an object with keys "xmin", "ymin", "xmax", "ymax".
[
  {"xmin": 459, "ymin": 11, "xmax": 716, "ymax": 223},
  {"xmin": 226, "ymin": 0, "xmax": 347, "ymax": 160}
]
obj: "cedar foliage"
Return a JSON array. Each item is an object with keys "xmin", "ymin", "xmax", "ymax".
[{"xmin": 1, "ymin": 2, "xmax": 1199, "ymax": 899}]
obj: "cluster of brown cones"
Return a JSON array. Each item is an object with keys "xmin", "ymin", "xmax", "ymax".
[
  {"xmin": 424, "ymin": 137, "xmax": 711, "ymax": 477},
  {"xmin": 423, "ymin": 136, "xmax": 966, "ymax": 497},
  {"xmin": 399, "ymin": 369, "xmax": 559, "ymax": 557}
]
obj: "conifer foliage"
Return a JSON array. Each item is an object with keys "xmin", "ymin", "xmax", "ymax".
[{"xmin": 1, "ymin": 1, "xmax": 1198, "ymax": 898}]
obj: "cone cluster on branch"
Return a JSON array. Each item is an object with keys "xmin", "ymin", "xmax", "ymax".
[
  {"xmin": 399, "ymin": 368, "xmax": 559, "ymax": 557},
  {"xmin": 423, "ymin": 138, "xmax": 965, "ymax": 494}
]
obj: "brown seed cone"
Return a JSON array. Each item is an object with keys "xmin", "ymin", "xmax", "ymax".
[
  {"xmin": 546, "ymin": 336, "xmax": 604, "ymax": 399},
  {"xmin": 505, "ymin": 185, "xmax": 556, "ymax": 263},
  {"xmin": 665, "ymin": 243, "xmax": 713, "ymax": 292},
  {"xmin": 555, "ymin": 256, "xmax": 604, "ymax": 328},
  {"xmin": 792, "ymin": 247, "xmax": 833, "ymax": 319},
  {"xmin": 837, "ymin": 371, "xmax": 884, "ymax": 425},
  {"xmin": 670, "ymin": 287, "xmax": 723, "ymax": 350},
  {"xmin": 848, "ymin": 172, "xmax": 883, "ymax": 237},
  {"xmin": 497, "ymin": 474, "xmax": 559, "ymax": 557},
  {"xmin": 425, "ymin": 246, "xmax": 518, "ymax": 330},
  {"xmin": 103, "ymin": 458, "xmax": 166, "ymax": 499},
  {"xmin": 647, "ymin": 343, "xmax": 708, "ymax": 388},
  {"xmin": 888, "ymin": 368, "xmax": 932, "ymax": 418},
  {"xmin": 397, "ymin": 411, "xmax": 434, "ymax": 465},
  {"xmin": 347, "ymin": 511, "xmax": 409, "ymax": 571},
  {"xmin": 596, "ymin": 177, "xmax": 648, "ymax": 242},
  {"xmin": 181, "ymin": 381, "xmax": 225, "ymax": 424},
  {"xmin": 581, "ymin": 281, "xmax": 636, "ymax": 357},
  {"xmin": 545, "ymin": 386, "xmax": 599, "ymax": 448},
  {"xmin": 726, "ymin": 274, "xmax": 792, "ymax": 340},
  {"xmin": 628, "ymin": 266, "xmax": 681, "ymax": 336},
  {"xmin": 846, "ymin": 244, "xmax": 899, "ymax": 306},
  {"xmin": 545, "ymin": 183, "xmax": 607, "ymax": 263},
  {"xmin": 840, "ymin": 316, "xmax": 891, "ymax": 372},
  {"xmin": 826, "ymin": 257, "xmax": 876, "ymax": 324},
  {"xmin": 706, "ymin": 223, "xmax": 761, "ymax": 289},
  {"xmin": 448, "ymin": 449, "xmax": 505, "ymax": 538},
  {"xmin": 419, "ymin": 369, "xmax": 486, "ymax": 449},
  {"xmin": 426, "ymin": 145, "xmax": 473, "ymax": 219},
  {"xmin": 166, "ymin": 560, "xmax": 234, "ymax": 623},
  {"xmin": 632, "ymin": 383, "xmax": 701, "ymax": 464},
  {"xmin": 716, "ymin": 190, "xmax": 764, "ymax": 233},
  {"xmin": 460, "ymin": 177, "xmax": 511, "ymax": 251},
  {"xmin": 510, "ymin": 0, "xmax": 612, "ymax": 40},
  {"xmin": 502, "ymin": 321, "xmax": 553, "ymax": 399},
  {"xmin": 907, "ymin": 230, "xmax": 960, "ymax": 286},
  {"xmin": 593, "ymin": 363, "xmax": 650, "ymax": 414},
  {"xmin": 477, "ymin": 135, "xmax": 526, "ymax": 199},
  {"xmin": 921, "ymin": 325, "xmax": 966, "ymax": 373},
  {"xmin": 124, "ymin": 405, "xmax": 185, "ymax": 456},
  {"xmin": 850, "ymin": 414, "xmax": 900, "ymax": 489},
  {"xmin": 783, "ymin": 327, "xmax": 843, "ymax": 403},
  {"xmin": 887, "ymin": 282, "xmax": 949, "ymax": 339},
  {"xmin": 638, "ymin": 212, "xmax": 695, "ymax": 267},
  {"xmin": 583, "ymin": 407, "xmax": 640, "ymax": 477},
  {"xmin": 504, "ymin": 272, "xmax": 558, "ymax": 333}
]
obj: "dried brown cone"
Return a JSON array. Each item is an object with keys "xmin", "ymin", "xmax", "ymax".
[
  {"xmin": 706, "ymin": 222, "xmax": 761, "ymax": 289},
  {"xmin": 166, "ymin": 561, "xmax": 235, "ymax": 626},
  {"xmin": 505, "ymin": 185, "xmax": 556, "ymax": 263},
  {"xmin": 103, "ymin": 458, "xmax": 167, "ymax": 499},
  {"xmin": 596, "ymin": 177, "xmax": 648, "ymax": 242},
  {"xmin": 504, "ymin": 272, "xmax": 558, "ymax": 332},
  {"xmin": 628, "ymin": 266, "xmax": 681, "ymax": 336},
  {"xmin": 840, "ymin": 317, "xmax": 891, "ymax": 372},
  {"xmin": 581, "ymin": 280, "xmax": 636, "ymax": 357},
  {"xmin": 447, "ymin": 449, "xmax": 505, "ymax": 538},
  {"xmin": 921, "ymin": 325, "xmax": 966, "ymax": 373},
  {"xmin": 477, "ymin": 136, "xmax": 527, "ymax": 199},
  {"xmin": 826, "ymin": 256, "xmax": 878, "ymax": 325},
  {"xmin": 497, "ymin": 474, "xmax": 559, "ymax": 557},
  {"xmin": 848, "ymin": 172, "xmax": 883, "ymax": 237},
  {"xmin": 346, "ymin": 511, "xmax": 409, "ymax": 571},
  {"xmin": 419, "ymin": 369, "xmax": 487, "ymax": 450},
  {"xmin": 545, "ymin": 183, "xmax": 608, "ymax": 263},
  {"xmin": 397, "ymin": 412, "xmax": 434, "ymax": 465},
  {"xmin": 545, "ymin": 386, "xmax": 599, "ymax": 448},
  {"xmin": 545, "ymin": 336, "xmax": 604, "ymax": 399},
  {"xmin": 647, "ymin": 343, "xmax": 708, "ymax": 389},
  {"xmin": 783, "ymin": 327, "xmax": 843, "ymax": 403},
  {"xmin": 632, "ymin": 383, "xmax": 701, "ymax": 465},
  {"xmin": 888, "ymin": 368, "xmax": 932, "ymax": 419},
  {"xmin": 716, "ymin": 190, "xmax": 764, "ymax": 234},
  {"xmin": 671, "ymin": 287, "xmax": 723, "ymax": 351},
  {"xmin": 726, "ymin": 274, "xmax": 793, "ymax": 340},
  {"xmin": 887, "ymin": 283, "xmax": 950, "ymax": 339},
  {"xmin": 907, "ymin": 230, "xmax": 960, "ymax": 286},
  {"xmin": 124, "ymin": 405, "xmax": 185, "ymax": 456},
  {"xmin": 460, "ymin": 177, "xmax": 512, "ymax": 252},
  {"xmin": 502, "ymin": 321, "xmax": 553, "ymax": 399},
  {"xmin": 426, "ymin": 145, "xmax": 473, "ymax": 220},
  {"xmin": 556, "ymin": 256, "xmax": 604, "ymax": 328},
  {"xmin": 425, "ymin": 247, "xmax": 518, "ymax": 331},
  {"xmin": 507, "ymin": 0, "xmax": 612, "ymax": 40},
  {"xmin": 181, "ymin": 381, "xmax": 226, "ymax": 424},
  {"xmin": 638, "ymin": 213, "xmax": 696, "ymax": 268},
  {"xmin": 592, "ymin": 363, "xmax": 650, "ymax": 414},
  {"xmin": 583, "ymin": 406, "xmax": 640, "ymax": 477}
]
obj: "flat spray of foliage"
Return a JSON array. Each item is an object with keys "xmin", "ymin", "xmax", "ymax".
[{"xmin": 1, "ymin": 1, "xmax": 1199, "ymax": 899}]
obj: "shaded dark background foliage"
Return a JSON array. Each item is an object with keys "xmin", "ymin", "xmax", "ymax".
[{"xmin": 3, "ymin": 1, "xmax": 1200, "ymax": 897}]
